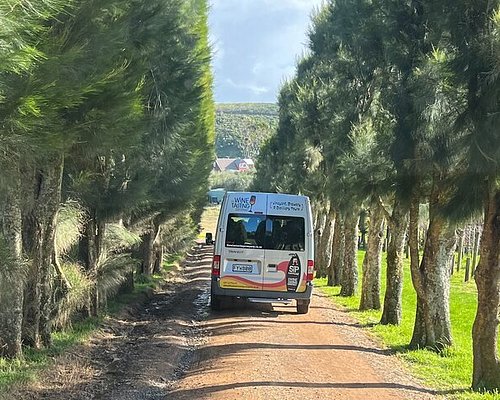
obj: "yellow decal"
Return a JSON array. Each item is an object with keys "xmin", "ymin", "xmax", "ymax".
[{"xmin": 220, "ymin": 276, "xmax": 260, "ymax": 290}]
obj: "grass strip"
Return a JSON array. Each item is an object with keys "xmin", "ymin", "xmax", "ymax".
[{"xmin": 315, "ymin": 251, "xmax": 499, "ymax": 400}]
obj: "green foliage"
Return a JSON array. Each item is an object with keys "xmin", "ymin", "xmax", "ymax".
[
  {"xmin": 160, "ymin": 216, "xmax": 198, "ymax": 255},
  {"xmin": 0, "ymin": 0, "xmax": 215, "ymax": 358},
  {"xmin": 216, "ymin": 103, "xmax": 278, "ymax": 158},
  {"xmin": 209, "ymin": 171, "xmax": 255, "ymax": 191},
  {"xmin": 53, "ymin": 263, "xmax": 92, "ymax": 330},
  {"xmin": 254, "ymin": 0, "xmax": 500, "ymax": 393},
  {"xmin": 55, "ymin": 201, "xmax": 85, "ymax": 257}
]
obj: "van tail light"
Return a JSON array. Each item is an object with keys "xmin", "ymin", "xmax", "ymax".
[
  {"xmin": 212, "ymin": 255, "xmax": 221, "ymax": 277},
  {"xmin": 306, "ymin": 260, "xmax": 314, "ymax": 282}
]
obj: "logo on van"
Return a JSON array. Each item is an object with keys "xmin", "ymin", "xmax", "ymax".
[
  {"xmin": 286, "ymin": 254, "xmax": 301, "ymax": 293},
  {"xmin": 231, "ymin": 195, "xmax": 257, "ymax": 212}
]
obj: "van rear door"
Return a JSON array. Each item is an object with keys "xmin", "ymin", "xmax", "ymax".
[
  {"xmin": 219, "ymin": 193, "xmax": 267, "ymax": 291},
  {"xmin": 263, "ymin": 195, "xmax": 309, "ymax": 293}
]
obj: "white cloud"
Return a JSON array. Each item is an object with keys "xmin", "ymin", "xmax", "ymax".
[
  {"xmin": 209, "ymin": 0, "xmax": 323, "ymax": 101},
  {"xmin": 226, "ymin": 78, "xmax": 269, "ymax": 95},
  {"xmin": 210, "ymin": 0, "xmax": 324, "ymax": 12}
]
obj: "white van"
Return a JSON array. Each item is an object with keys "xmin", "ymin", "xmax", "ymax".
[{"xmin": 209, "ymin": 192, "xmax": 314, "ymax": 314}]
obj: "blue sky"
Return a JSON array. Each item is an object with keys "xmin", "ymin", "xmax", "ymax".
[{"xmin": 209, "ymin": 0, "xmax": 324, "ymax": 103}]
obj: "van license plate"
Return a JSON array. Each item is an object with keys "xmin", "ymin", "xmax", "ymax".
[{"xmin": 232, "ymin": 264, "xmax": 253, "ymax": 273}]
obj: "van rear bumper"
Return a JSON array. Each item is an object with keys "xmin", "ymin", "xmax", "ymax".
[{"xmin": 211, "ymin": 278, "xmax": 313, "ymax": 300}]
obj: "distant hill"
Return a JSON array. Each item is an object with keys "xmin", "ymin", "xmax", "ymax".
[{"xmin": 215, "ymin": 103, "xmax": 278, "ymax": 159}]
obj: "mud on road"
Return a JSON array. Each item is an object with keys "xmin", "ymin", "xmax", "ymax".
[{"xmin": 13, "ymin": 244, "xmax": 439, "ymax": 400}]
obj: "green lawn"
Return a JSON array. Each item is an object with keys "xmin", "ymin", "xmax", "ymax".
[{"xmin": 315, "ymin": 251, "xmax": 499, "ymax": 400}]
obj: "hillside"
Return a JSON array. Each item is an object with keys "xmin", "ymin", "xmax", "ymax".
[{"xmin": 215, "ymin": 103, "xmax": 278, "ymax": 159}]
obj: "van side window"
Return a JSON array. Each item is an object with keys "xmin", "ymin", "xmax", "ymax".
[
  {"xmin": 226, "ymin": 214, "xmax": 266, "ymax": 248},
  {"xmin": 268, "ymin": 216, "xmax": 305, "ymax": 251}
]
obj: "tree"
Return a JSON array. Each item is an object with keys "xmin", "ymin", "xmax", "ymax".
[
  {"xmin": 0, "ymin": 0, "xmax": 71, "ymax": 357},
  {"xmin": 428, "ymin": 0, "xmax": 500, "ymax": 389},
  {"xmin": 0, "ymin": 0, "xmax": 215, "ymax": 355}
]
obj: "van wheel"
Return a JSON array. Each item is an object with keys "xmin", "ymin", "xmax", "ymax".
[
  {"xmin": 296, "ymin": 299, "xmax": 310, "ymax": 314},
  {"xmin": 210, "ymin": 294, "xmax": 222, "ymax": 311}
]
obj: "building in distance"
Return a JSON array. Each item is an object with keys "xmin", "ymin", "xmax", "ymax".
[{"xmin": 213, "ymin": 158, "xmax": 255, "ymax": 173}]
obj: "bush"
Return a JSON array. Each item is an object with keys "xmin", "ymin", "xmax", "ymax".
[{"xmin": 209, "ymin": 171, "xmax": 255, "ymax": 191}]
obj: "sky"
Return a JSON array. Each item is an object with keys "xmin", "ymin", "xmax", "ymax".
[{"xmin": 208, "ymin": 0, "xmax": 324, "ymax": 103}]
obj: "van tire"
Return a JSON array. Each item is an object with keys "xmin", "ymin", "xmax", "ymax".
[
  {"xmin": 210, "ymin": 294, "xmax": 222, "ymax": 311},
  {"xmin": 296, "ymin": 299, "xmax": 310, "ymax": 314}
]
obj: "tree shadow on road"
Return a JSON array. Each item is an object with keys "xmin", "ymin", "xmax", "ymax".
[
  {"xmin": 167, "ymin": 380, "xmax": 468, "ymax": 399},
  {"xmin": 198, "ymin": 341, "xmax": 394, "ymax": 357}
]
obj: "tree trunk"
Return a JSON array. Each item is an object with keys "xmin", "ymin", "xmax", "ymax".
[
  {"xmin": 141, "ymin": 219, "xmax": 161, "ymax": 275},
  {"xmin": 22, "ymin": 157, "xmax": 64, "ymax": 348},
  {"xmin": 409, "ymin": 187, "xmax": 456, "ymax": 351},
  {"xmin": 153, "ymin": 243, "xmax": 164, "ymax": 275},
  {"xmin": 358, "ymin": 210, "xmax": 368, "ymax": 250},
  {"xmin": 360, "ymin": 200, "xmax": 385, "ymax": 310},
  {"xmin": 340, "ymin": 209, "xmax": 359, "ymax": 297},
  {"xmin": 318, "ymin": 207, "xmax": 335, "ymax": 279},
  {"xmin": 328, "ymin": 212, "xmax": 344, "ymax": 286},
  {"xmin": 316, "ymin": 209, "xmax": 329, "ymax": 277},
  {"xmin": 315, "ymin": 209, "xmax": 326, "ymax": 261},
  {"xmin": 472, "ymin": 227, "xmax": 481, "ymax": 275},
  {"xmin": 0, "ymin": 173, "xmax": 25, "ymax": 358},
  {"xmin": 80, "ymin": 213, "xmax": 106, "ymax": 317},
  {"xmin": 380, "ymin": 198, "xmax": 409, "ymax": 324},
  {"xmin": 456, "ymin": 229, "xmax": 464, "ymax": 272},
  {"xmin": 472, "ymin": 187, "xmax": 500, "ymax": 391}
]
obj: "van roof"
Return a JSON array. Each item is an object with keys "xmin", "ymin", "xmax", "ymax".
[{"xmin": 225, "ymin": 191, "xmax": 308, "ymax": 199}]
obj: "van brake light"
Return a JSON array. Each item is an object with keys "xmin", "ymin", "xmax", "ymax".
[
  {"xmin": 306, "ymin": 260, "xmax": 314, "ymax": 282},
  {"xmin": 212, "ymin": 255, "xmax": 221, "ymax": 277}
]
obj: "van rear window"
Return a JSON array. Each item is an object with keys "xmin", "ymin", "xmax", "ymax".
[
  {"xmin": 225, "ymin": 214, "xmax": 305, "ymax": 251},
  {"xmin": 225, "ymin": 214, "xmax": 266, "ymax": 248},
  {"xmin": 267, "ymin": 215, "xmax": 305, "ymax": 251}
]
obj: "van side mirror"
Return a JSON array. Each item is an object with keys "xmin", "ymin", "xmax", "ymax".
[{"xmin": 205, "ymin": 232, "xmax": 214, "ymax": 245}]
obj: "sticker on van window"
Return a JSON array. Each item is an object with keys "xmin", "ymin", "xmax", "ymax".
[
  {"xmin": 269, "ymin": 201, "xmax": 304, "ymax": 212},
  {"xmin": 231, "ymin": 195, "xmax": 256, "ymax": 212},
  {"xmin": 286, "ymin": 254, "xmax": 301, "ymax": 292}
]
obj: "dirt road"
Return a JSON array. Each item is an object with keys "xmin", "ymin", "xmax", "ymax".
[{"xmin": 14, "ymin": 244, "xmax": 437, "ymax": 400}]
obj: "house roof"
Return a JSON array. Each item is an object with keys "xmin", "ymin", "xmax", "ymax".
[
  {"xmin": 214, "ymin": 158, "xmax": 255, "ymax": 172},
  {"xmin": 214, "ymin": 158, "xmax": 237, "ymax": 171}
]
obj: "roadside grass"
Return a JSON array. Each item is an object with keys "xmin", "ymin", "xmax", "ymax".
[
  {"xmin": 0, "ymin": 318, "xmax": 99, "ymax": 391},
  {"xmin": 0, "ymin": 254, "xmax": 181, "ymax": 393},
  {"xmin": 198, "ymin": 205, "xmax": 220, "ymax": 239},
  {"xmin": 315, "ymin": 251, "xmax": 499, "ymax": 400},
  {"xmin": 106, "ymin": 253, "xmax": 181, "ymax": 314}
]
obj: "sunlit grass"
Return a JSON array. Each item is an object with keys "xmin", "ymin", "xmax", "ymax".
[
  {"xmin": 315, "ymin": 251, "xmax": 499, "ymax": 400},
  {"xmin": 198, "ymin": 205, "xmax": 220, "ymax": 239}
]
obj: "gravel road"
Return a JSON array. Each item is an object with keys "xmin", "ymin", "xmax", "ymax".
[{"xmin": 11, "ymin": 243, "xmax": 439, "ymax": 400}]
